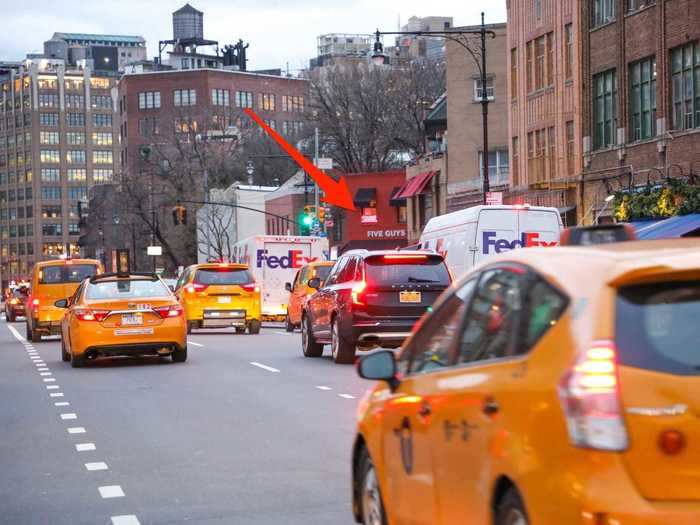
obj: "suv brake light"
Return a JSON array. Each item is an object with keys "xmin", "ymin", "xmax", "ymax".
[
  {"xmin": 241, "ymin": 283, "xmax": 260, "ymax": 293},
  {"xmin": 154, "ymin": 304, "xmax": 183, "ymax": 318},
  {"xmin": 75, "ymin": 309, "xmax": 110, "ymax": 322},
  {"xmin": 351, "ymin": 281, "xmax": 367, "ymax": 306},
  {"xmin": 382, "ymin": 255, "xmax": 428, "ymax": 263},
  {"xmin": 186, "ymin": 283, "xmax": 208, "ymax": 293},
  {"xmin": 558, "ymin": 340, "xmax": 629, "ymax": 451}
]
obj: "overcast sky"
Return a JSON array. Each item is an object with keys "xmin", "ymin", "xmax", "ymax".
[{"xmin": 2, "ymin": 0, "xmax": 507, "ymax": 71}]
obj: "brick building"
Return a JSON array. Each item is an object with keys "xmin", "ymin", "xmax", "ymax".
[
  {"xmin": 580, "ymin": 0, "xmax": 700, "ymax": 222},
  {"xmin": 507, "ymin": 0, "xmax": 580, "ymax": 222},
  {"xmin": 0, "ymin": 59, "xmax": 120, "ymax": 283}
]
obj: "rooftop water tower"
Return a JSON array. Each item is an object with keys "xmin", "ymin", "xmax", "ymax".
[{"xmin": 173, "ymin": 3, "xmax": 203, "ymax": 41}]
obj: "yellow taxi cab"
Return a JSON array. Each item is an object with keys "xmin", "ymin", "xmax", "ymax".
[
  {"xmin": 352, "ymin": 238, "xmax": 700, "ymax": 525},
  {"xmin": 56, "ymin": 272, "xmax": 187, "ymax": 367},
  {"xmin": 175, "ymin": 262, "xmax": 261, "ymax": 334},
  {"xmin": 26, "ymin": 258, "xmax": 103, "ymax": 342},
  {"xmin": 284, "ymin": 261, "xmax": 334, "ymax": 332}
]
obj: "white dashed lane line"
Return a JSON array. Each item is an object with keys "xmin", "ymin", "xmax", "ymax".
[
  {"xmin": 67, "ymin": 427, "xmax": 86, "ymax": 434},
  {"xmin": 43, "ymin": 378, "xmax": 56, "ymax": 382},
  {"xmin": 55, "ymin": 402, "xmax": 70, "ymax": 407},
  {"xmin": 49, "ymin": 392, "xmax": 64, "ymax": 398},
  {"xmin": 85, "ymin": 462, "xmax": 109, "ymax": 471},
  {"xmin": 188, "ymin": 341, "xmax": 204, "ymax": 347},
  {"xmin": 76, "ymin": 443, "xmax": 96, "ymax": 452},
  {"xmin": 338, "ymin": 394, "xmax": 356, "ymax": 399},
  {"xmin": 60, "ymin": 413, "xmax": 78, "ymax": 420},
  {"xmin": 316, "ymin": 385, "xmax": 332, "ymax": 391},
  {"xmin": 46, "ymin": 385, "xmax": 59, "ymax": 390},
  {"xmin": 250, "ymin": 362, "xmax": 280, "ymax": 373},
  {"xmin": 99, "ymin": 485, "xmax": 125, "ymax": 499},
  {"xmin": 111, "ymin": 515, "xmax": 141, "ymax": 525}
]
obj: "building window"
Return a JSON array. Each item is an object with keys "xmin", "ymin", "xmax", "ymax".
[
  {"xmin": 40, "ymin": 131, "xmax": 59, "ymax": 145},
  {"xmin": 138, "ymin": 117, "xmax": 160, "ymax": 136},
  {"xmin": 418, "ymin": 193, "xmax": 434, "ymax": 229},
  {"xmin": 566, "ymin": 120, "xmax": 575, "ymax": 176},
  {"xmin": 67, "ymin": 187, "xmax": 87, "ymax": 200},
  {"xmin": 93, "ymin": 113, "xmax": 112, "ymax": 127},
  {"xmin": 259, "ymin": 93, "xmax": 275, "ymax": 111},
  {"xmin": 628, "ymin": 0, "xmax": 655, "ymax": 12},
  {"xmin": 671, "ymin": 42, "xmax": 700, "ymax": 131},
  {"xmin": 68, "ymin": 223, "xmax": 80, "ymax": 235},
  {"xmin": 629, "ymin": 57, "xmax": 657, "ymax": 141},
  {"xmin": 38, "ymin": 94, "xmax": 58, "ymax": 108},
  {"xmin": 67, "ymin": 168, "xmax": 86, "ymax": 182},
  {"xmin": 396, "ymin": 205, "xmax": 407, "ymax": 224},
  {"xmin": 90, "ymin": 78, "xmax": 110, "ymax": 90},
  {"xmin": 40, "ymin": 150, "xmax": 60, "ymax": 164},
  {"xmin": 66, "ymin": 150, "xmax": 86, "ymax": 164},
  {"xmin": 512, "ymin": 136, "xmax": 520, "ymax": 185},
  {"xmin": 66, "ymin": 113, "xmax": 85, "ymax": 127},
  {"xmin": 473, "ymin": 77, "xmax": 495, "ymax": 101},
  {"xmin": 138, "ymin": 91, "xmax": 161, "ymax": 109},
  {"xmin": 93, "ymin": 151, "xmax": 113, "ymax": 164},
  {"xmin": 235, "ymin": 91, "xmax": 254, "ymax": 108},
  {"xmin": 67, "ymin": 132, "xmax": 85, "ymax": 145},
  {"xmin": 593, "ymin": 69, "xmax": 617, "ymax": 150},
  {"xmin": 282, "ymin": 121, "xmax": 304, "ymax": 135},
  {"xmin": 39, "ymin": 113, "xmax": 58, "ymax": 127},
  {"xmin": 64, "ymin": 78, "xmax": 83, "ymax": 91},
  {"xmin": 42, "ymin": 223, "xmax": 62, "ymax": 236},
  {"xmin": 535, "ymin": 0, "xmax": 542, "ymax": 18},
  {"xmin": 510, "ymin": 48, "xmax": 518, "ymax": 99},
  {"xmin": 479, "ymin": 149, "xmax": 510, "ymax": 186},
  {"xmin": 535, "ymin": 35, "xmax": 546, "ymax": 90},
  {"xmin": 211, "ymin": 89, "xmax": 229, "ymax": 106},
  {"xmin": 282, "ymin": 95, "xmax": 304, "ymax": 112},
  {"xmin": 37, "ymin": 78, "xmax": 57, "ymax": 90},
  {"xmin": 41, "ymin": 168, "xmax": 60, "ymax": 182},
  {"xmin": 175, "ymin": 118, "xmax": 198, "ymax": 134},
  {"xmin": 41, "ymin": 186, "xmax": 61, "ymax": 200},
  {"xmin": 546, "ymin": 33, "xmax": 554, "ymax": 86},
  {"xmin": 42, "ymin": 243, "xmax": 64, "ymax": 256},
  {"xmin": 93, "ymin": 169, "xmax": 113, "ymax": 183},
  {"xmin": 91, "ymin": 95, "xmax": 112, "ymax": 109},
  {"xmin": 174, "ymin": 89, "xmax": 196, "ymax": 106},
  {"xmin": 565, "ymin": 24, "xmax": 573, "ymax": 80},
  {"xmin": 92, "ymin": 132, "xmax": 113, "ymax": 146},
  {"xmin": 65, "ymin": 95, "xmax": 84, "ymax": 109},
  {"xmin": 547, "ymin": 127, "xmax": 556, "ymax": 180},
  {"xmin": 593, "ymin": 0, "xmax": 615, "ymax": 27}
]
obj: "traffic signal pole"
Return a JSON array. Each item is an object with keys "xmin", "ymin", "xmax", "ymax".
[{"xmin": 314, "ymin": 128, "xmax": 320, "ymax": 235}]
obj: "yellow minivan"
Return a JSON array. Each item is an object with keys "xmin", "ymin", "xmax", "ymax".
[
  {"xmin": 175, "ymin": 262, "xmax": 261, "ymax": 334},
  {"xmin": 26, "ymin": 258, "xmax": 103, "ymax": 342}
]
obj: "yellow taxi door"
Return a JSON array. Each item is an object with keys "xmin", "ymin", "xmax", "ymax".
[
  {"xmin": 290, "ymin": 268, "xmax": 306, "ymax": 322},
  {"xmin": 429, "ymin": 265, "xmax": 569, "ymax": 524},
  {"xmin": 382, "ymin": 281, "xmax": 475, "ymax": 525}
]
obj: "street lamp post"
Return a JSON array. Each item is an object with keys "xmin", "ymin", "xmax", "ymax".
[{"xmin": 372, "ymin": 13, "xmax": 496, "ymax": 204}]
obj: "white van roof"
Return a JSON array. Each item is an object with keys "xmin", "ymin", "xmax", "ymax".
[{"xmin": 422, "ymin": 204, "xmax": 560, "ymax": 234}]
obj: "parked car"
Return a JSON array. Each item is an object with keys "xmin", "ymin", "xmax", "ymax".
[
  {"xmin": 284, "ymin": 261, "xmax": 334, "ymax": 331},
  {"xmin": 352, "ymin": 238, "xmax": 700, "ymax": 525},
  {"xmin": 302, "ymin": 250, "xmax": 451, "ymax": 364}
]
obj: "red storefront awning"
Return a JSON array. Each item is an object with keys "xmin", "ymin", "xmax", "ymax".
[{"xmin": 394, "ymin": 171, "xmax": 437, "ymax": 199}]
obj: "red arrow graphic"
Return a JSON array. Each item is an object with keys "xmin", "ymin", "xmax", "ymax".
[{"xmin": 243, "ymin": 108, "xmax": 356, "ymax": 211}]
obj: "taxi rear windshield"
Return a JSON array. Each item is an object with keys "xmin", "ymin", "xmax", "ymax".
[
  {"xmin": 364, "ymin": 256, "xmax": 450, "ymax": 286},
  {"xmin": 616, "ymin": 280, "xmax": 700, "ymax": 376},
  {"xmin": 87, "ymin": 279, "xmax": 170, "ymax": 300},
  {"xmin": 194, "ymin": 268, "xmax": 252, "ymax": 286},
  {"xmin": 39, "ymin": 264, "xmax": 98, "ymax": 284},
  {"xmin": 313, "ymin": 266, "xmax": 332, "ymax": 281}
]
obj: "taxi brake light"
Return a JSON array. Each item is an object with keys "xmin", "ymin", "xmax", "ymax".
[
  {"xmin": 241, "ymin": 283, "xmax": 259, "ymax": 293},
  {"xmin": 75, "ymin": 309, "xmax": 109, "ymax": 322},
  {"xmin": 186, "ymin": 283, "xmax": 208, "ymax": 293},
  {"xmin": 32, "ymin": 298, "xmax": 40, "ymax": 306},
  {"xmin": 558, "ymin": 340, "xmax": 628, "ymax": 451},
  {"xmin": 9, "ymin": 298, "xmax": 18, "ymax": 305},
  {"xmin": 154, "ymin": 304, "xmax": 183, "ymax": 318}
]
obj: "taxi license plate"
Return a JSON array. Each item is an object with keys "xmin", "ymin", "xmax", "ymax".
[
  {"xmin": 218, "ymin": 296, "xmax": 232, "ymax": 304},
  {"xmin": 121, "ymin": 314, "xmax": 143, "ymax": 326},
  {"xmin": 399, "ymin": 291, "xmax": 421, "ymax": 303}
]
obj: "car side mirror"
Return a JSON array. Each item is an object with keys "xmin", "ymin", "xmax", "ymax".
[
  {"xmin": 285, "ymin": 282, "xmax": 292, "ymax": 292},
  {"xmin": 357, "ymin": 350, "xmax": 399, "ymax": 390},
  {"xmin": 168, "ymin": 284, "xmax": 175, "ymax": 292},
  {"xmin": 54, "ymin": 298, "xmax": 69, "ymax": 308},
  {"xmin": 307, "ymin": 277, "xmax": 321, "ymax": 290}
]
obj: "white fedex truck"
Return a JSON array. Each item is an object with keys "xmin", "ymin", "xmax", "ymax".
[
  {"xmin": 418, "ymin": 205, "xmax": 563, "ymax": 279},
  {"xmin": 232, "ymin": 235, "xmax": 329, "ymax": 319}
]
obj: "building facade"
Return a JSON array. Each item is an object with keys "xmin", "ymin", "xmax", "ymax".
[
  {"xmin": 0, "ymin": 59, "xmax": 120, "ymax": 283},
  {"xmin": 580, "ymin": 0, "xmax": 700, "ymax": 222},
  {"xmin": 44, "ymin": 32, "xmax": 147, "ymax": 73},
  {"xmin": 507, "ymin": 0, "xmax": 580, "ymax": 219}
]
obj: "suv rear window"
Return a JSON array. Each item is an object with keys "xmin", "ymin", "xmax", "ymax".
[
  {"xmin": 39, "ymin": 264, "xmax": 98, "ymax": 284},
  {"xmin": 616, "ymin": 281, "xmax": 700, "ymax": 376},
  {"xmin": 194, "ymin": 268, "xmax": 252, "ymax": 286},
  {"xmin": 364, "ymin": 255, "xmax": 450, "ymax": 286},
  {"xmin": 87, "ymin": 279, "xmax": 170, "ymax": 300},
  {"xmin": 313, "ymin": 265, "xmax": 332, "ymax": 282}
]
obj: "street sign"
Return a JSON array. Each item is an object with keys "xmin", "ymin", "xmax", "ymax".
[
  {"xmin": 315, "ymin": 158, "xmax": 333, "ymax": 170},
  {"xmin": 147, "ymin": 246, "xmax": 162, "ymax": 256},
  {"xmin": 485, "ymin": 192, "xmax": 503, "ymax": 206},
  {"xmin": 324, "ymin": 220, "xmax": 334, "ymax": 228}
]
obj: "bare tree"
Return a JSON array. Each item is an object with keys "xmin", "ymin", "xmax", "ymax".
[
  {"xmin": 196, "ymin": 202, "xmax": 235, "ymax": 261},
  {"xmin": 308, "ymin": 59, "xmax": 446, "ymax": 173}
]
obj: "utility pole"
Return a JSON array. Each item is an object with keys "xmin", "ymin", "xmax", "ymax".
[
  {"xmin": 203, "ymin": 166, "xmax": 211, "ymax": 261},
  {"xmin": 480, "ymin": 12, "xmax": 490, "ymax": 202},
  {"xmin": 150, "ymin": 168, "xmax": 156, "ymax": 273},
  {"xmin": 314, "ymin": 128, "xmax": 320, "ymax": 236}
]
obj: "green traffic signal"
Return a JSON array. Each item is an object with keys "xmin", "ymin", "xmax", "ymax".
[{"xmin": 302, "ymin": 215, "xmax": 313, "ymax": 226}]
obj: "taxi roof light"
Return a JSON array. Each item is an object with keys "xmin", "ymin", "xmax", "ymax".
[{"xmin": 558, "ymin": 340, "xmax": 629, "ymax": 451}]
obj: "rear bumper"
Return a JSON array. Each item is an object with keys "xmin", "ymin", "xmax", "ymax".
[
  {"xmin": 343, "ymin": 316, "xmax": 418, "ymax": 349},
  {"xmin": 32, "ymin": 319, "xmax": 62, "ymax": 335},
  {"xmin": 84, "ymin": 342, "xmax": 187, "ymax": 358},
  {"xmin": 7, "ymin": 305, "xmax": 25, "ymax": 316},
  {"xmin": 69, "ymin": 319, "xmax": 187, "ymax": 357},
  {"xmin": 201, "ymin": 309, "xmax": 247, "ymax": 328},
  {"xmin": 184, "ymin": 302, "xmax": 260, "ymax": 322}
]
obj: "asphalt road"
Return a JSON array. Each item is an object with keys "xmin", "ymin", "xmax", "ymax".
[{"xmin": 0, "ymin": 319, "xmax": 368, "ymax": 525}]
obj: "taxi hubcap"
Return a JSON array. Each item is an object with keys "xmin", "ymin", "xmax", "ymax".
[
  {"xmin": 302, "ymin": 319, "xmax": 308, "ymax": 349},
  {"xmin": 331, "ymin": 322, "xmax": 339, "ymax": 358},
  {"xmin": 505, "ymin": 509, "xmax": 527, "ymax": 525},
  {"xmin": 362, "ymin": 463, "xmax": 383, "ymax": 525}
]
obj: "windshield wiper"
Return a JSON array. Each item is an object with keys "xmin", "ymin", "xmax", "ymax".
[{"xmin": 407, "ymin": 276, "xmax": 440, "ymax": 283}]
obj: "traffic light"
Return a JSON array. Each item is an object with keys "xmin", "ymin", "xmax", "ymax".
[
  {"xmin": 317, "ymin": 206, "xmax": 325, "ymax": 222},
  {"xmin": 299, "ymin": 205, "xmax": 315, "ymax": 235},
  {"xmin": 172, "ymin": 205, "xmax": 187, "ymax": 226}
]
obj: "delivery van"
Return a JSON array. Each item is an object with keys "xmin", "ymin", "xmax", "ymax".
[
  {"xmin": 418, "ymin": 204, "xmax": 563, "ymax": 278},
  {"xmin": 232, "ymin": 235, "xmax": 329, "ymax": 320}
]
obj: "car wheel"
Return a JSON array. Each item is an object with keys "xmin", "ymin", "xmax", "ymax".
[
  {"xmin": 61, "ymin": 337, "xmax": 70, "ymax": 362},
  {"xmin": 71, "ymin": 353, "xmax": 85, "ymax": 368},
  {"xmin": 25, "ymin": 322, "xmax": 31, "ymax": 339},
  {"xmin": 31, "ymin": 330, "xmax": 41, "ymax": 343},
  {"xmin": 186, "ymin": 321, "xmax": 194, "ymax": 335},
  {"xmin": 301, "ymin": 314, "xmax": 323, "ymax": 358},
  {"xmin": 7, "ymin": 311, "xmax": 14, "ymax": 323},
  {"xmin": 284, "ymin": 314, "xmax": 295, "ymax": 332},
  {"xmin": 235, "ymin": 327, "xmax": 246, "ymax": 334},
  {"xmin": 495, "ymin": 488, "xmax": 529, "ymax": 525},
  {"xmin": 248, "ymin": 320, "xmax": 261, "ymax": 334},
  {"xmin": 331, "ymin": 318, "xmax": 355, "ymax": 364},
  {"xmin": 359, "ymin": 447, "xmax": 387, "ymax": 525},
  {"xmin": 172, "ymin": 345, "xmax": 188, "ymax": 363}
]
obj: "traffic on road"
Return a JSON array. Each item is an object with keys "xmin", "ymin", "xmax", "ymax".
[{"xmin": 3, "ymin": 217, "xmax": 700, "ymax": 525}]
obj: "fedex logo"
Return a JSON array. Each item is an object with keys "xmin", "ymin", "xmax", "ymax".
[
  {"xmin": 483, "ymin": 231, "xmax": 558, "ymax": 254},
  {"xmin": 256, "ymin": 249, "xmax": 318, "ymax": 269}
]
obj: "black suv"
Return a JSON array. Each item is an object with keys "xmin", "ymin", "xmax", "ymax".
[{"xmin": 301, "ymin": 250, "xmax": 451, "ymax": 364}]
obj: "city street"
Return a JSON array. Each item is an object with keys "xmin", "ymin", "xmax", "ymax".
[{"xmin": 0, "ymin": 321, "xmax": 365, "ymax": 525}]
